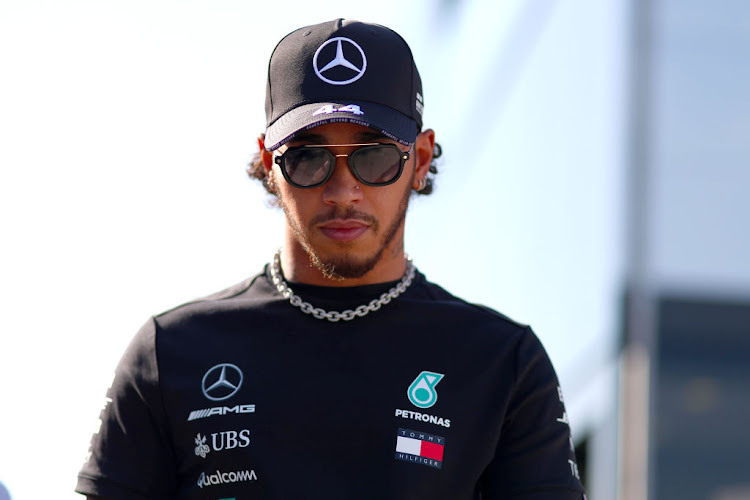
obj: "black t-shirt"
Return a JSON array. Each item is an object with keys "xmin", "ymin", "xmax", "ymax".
[{"xmin": 77, "ymin": 266, "xmax": 586, "ymax": 499}]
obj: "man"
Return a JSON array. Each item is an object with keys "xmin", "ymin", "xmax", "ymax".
[{"xmin": 77, "ymin": 19, "xmax": 586, "ymax": 499}]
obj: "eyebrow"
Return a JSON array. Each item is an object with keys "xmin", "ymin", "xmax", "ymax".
[
  {"xmin": 355, "ymin": 131, "xmax": 391, "ymax": 142},
  {"xmin": 287, "ymin": 133, "xmax": 327, "ymax": 144},
  {"xmin": 288, "ymin": 130, "xmax": 392, "ymax": 145}
]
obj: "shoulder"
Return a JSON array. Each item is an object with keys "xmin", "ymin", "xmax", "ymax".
[
  {"xmin": 152, "ymin": 266, "xmax": 277, "ymax": 325},
  {"xmin": 410, "ymin": 272, "xmax": 530, "ymax": 332},
  {"xmin": 403, "ymin": 272, "xmax": 551, "ymax": 366}
]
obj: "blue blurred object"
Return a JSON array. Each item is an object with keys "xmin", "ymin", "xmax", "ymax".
[{"xmin": 0, "ymin": 481, "xmax": 11, "ymax": 500}]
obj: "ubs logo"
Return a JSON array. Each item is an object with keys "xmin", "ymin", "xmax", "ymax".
[
  {"xmin": 313, "ymin": 37, "xmax": 367, "ymax": 85},
  {"xmin": 194, "ymin": 430, "xmax": 251, "ymax": 458},
  {"xmin": 202, "ymin": 363, "xmax": 243, "ymax": 401}
]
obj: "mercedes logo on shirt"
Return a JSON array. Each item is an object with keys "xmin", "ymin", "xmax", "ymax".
[
  {"xmin": 202, "ymin": 363, "xmax": 244, "ymax": 401},
  {"xmin": 313, "ymin": 37, "xmax": 367, "ymax": 85}
]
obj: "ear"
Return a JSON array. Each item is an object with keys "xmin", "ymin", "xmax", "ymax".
[
  {"xmin": 258, "ymin": 134, "xmax": 274, "ymax": 174},
  {"xmin": 412, "ymin": 128, "xmax": 435, "ymax": 184}
]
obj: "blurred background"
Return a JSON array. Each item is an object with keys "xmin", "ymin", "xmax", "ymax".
[{"xmin": 1, "ymin": 0, "xmax": 748, "ymax": 498}]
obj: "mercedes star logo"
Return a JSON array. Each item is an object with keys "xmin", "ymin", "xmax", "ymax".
[
  {"xmin": 201, "ymin": 363, "xmax": 243, "ymax": 401},
  {"xmin": 313, "ymin": 37, "xmax": 367, "ymax": 85}
]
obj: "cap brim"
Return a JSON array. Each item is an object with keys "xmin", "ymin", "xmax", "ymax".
[{"xmin": 264, "ymin": 101, "xmax": 418, "ymax": 150}]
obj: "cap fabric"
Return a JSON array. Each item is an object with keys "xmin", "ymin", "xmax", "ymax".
[{"xmin": 264, "ymin": 19, "xmax": 423, "ymax": 150}]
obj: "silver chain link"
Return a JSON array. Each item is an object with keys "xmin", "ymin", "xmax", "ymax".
[{"xmin": 269, "ymin": 250, "xmax": 416, "ymax": 322}]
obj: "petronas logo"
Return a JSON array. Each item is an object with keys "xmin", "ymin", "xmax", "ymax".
[{"xmin": 407, "ymin": 371, "xmax": 444, "ymax": 409}]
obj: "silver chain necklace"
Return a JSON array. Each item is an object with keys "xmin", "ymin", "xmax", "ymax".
[{"xmin": 269, "ymin": 250, "xmax": 416, "ymax": 322}]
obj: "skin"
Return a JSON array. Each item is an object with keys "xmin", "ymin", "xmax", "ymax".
[{"xmin": 258, "ymin": 122, "xmax": 435, "ymax": 287}]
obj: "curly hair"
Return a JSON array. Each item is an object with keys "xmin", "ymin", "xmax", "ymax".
[{"xmin": 246, "ymin": 140, "xmax": 442, "ymax": 198}]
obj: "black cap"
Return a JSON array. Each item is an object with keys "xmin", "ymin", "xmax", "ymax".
[{"xmin": 264, "ymin": 19, "xmax": 424, "ymax": 151}]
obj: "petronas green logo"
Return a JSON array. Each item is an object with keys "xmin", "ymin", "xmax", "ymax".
[{"xmin": 407, "ymin": 371, "xmax": 444, "ymax": 409}]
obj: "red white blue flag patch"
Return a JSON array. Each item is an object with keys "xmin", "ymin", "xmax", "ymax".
[{"xmin": 395, "ymin": 428, "xmax": 445, "ymax": 469}]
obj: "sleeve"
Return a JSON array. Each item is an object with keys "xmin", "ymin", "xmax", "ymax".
[
  {"xmin": 478, "ymin": 327, "xmax": 586, "ymax": 499},
  {"xmin": 76, "ymin": 318, "xmax": 178, "ymax": 500}
]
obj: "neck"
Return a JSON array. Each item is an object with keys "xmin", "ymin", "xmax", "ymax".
[{"xmin": 280, "ymin": 231, "xmax": 408, "ymax": 287}]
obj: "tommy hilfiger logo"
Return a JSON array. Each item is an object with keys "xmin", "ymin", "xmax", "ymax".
[
  {"xmin": 407, "ymin": 371, "xmax": 444, "ymax": 409},
  {"xmin": 395, "ymin": 428, "xmax": 445, "ymax": 469}
]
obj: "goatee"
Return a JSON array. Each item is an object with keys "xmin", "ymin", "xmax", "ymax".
[{"xmin": 278, "ymin": 174, "xmax": 413, "ymax": 280}]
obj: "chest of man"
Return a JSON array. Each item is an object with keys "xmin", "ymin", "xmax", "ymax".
[{"xmin": 156, "ymin": 305, "xmax": 515, "ymax": 499}]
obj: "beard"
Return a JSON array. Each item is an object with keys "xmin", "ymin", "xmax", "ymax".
[{"xmin": 278, "ymin": 173, "xmax": 414, "ymax": 281}]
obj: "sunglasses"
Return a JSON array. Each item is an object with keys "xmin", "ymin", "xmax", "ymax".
[{"xmin": 273, "ymin": 143, "xmax": 411, "ymax": 188}]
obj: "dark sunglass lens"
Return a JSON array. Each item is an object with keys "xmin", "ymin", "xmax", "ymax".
[
  {"xmin": 351, "ymin": 145, "xmax": 403, "ymax": 184},
  {"xmin": 283, "ymin": 149, "xmax": 332, "ymax": 186}
]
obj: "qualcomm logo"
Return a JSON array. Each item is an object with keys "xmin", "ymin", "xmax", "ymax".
[
  {"xmin": 313, "ymin": 37, "xmax": 367, "ymax": 85},
  {"xmin": 202, "ymin": 363, "xmax": 243, "ymax": 401},
  {"xmin": 197, "ymin": 469, "xmax": 257, "ymax": 489},
  {"xmin": 407, "ymin": 371, "xmax": 444, "ymax": 409}
]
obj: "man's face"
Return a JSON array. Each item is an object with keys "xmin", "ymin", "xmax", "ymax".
[{"xmin": 265, "ymin": 122, "xmax": 421, "ymax": 281}]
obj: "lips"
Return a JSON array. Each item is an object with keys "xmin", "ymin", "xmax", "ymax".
[{"xmin": 318, "ymin": 219, "xmax": 370, "ymax": 241}]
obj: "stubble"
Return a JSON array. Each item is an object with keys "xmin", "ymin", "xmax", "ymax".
[{"xmin": 278, "ymin": 172, "xmax": 414, "ymax": 280}]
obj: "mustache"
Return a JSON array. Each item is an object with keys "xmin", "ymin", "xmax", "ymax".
[{"xmin": 310, "ymin": 206, "xmax": 378, "ymax": 227}]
